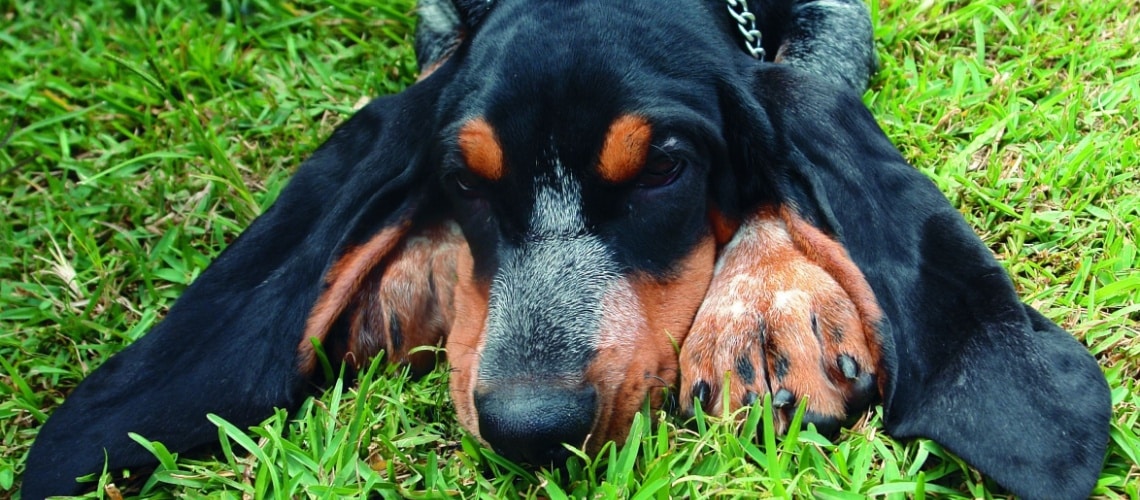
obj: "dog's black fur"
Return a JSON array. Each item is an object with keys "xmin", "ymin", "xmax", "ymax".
[{"xmin": 23, "ymin": 1, "xmax": 1109, "ymax": 499}]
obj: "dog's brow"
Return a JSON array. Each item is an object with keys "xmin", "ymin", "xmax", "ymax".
[
  {"xmin": 457, "ymin": 118, "xmax": 504, "ymax": 181},
  {"xmin": 597, "ymin": 115, "xmax": 652, "ymax": 184}
]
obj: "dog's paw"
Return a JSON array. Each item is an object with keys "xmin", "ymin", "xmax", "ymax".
[{"xmin": 679, "ymin": 207, "xmax": 882, "ymax": 435}]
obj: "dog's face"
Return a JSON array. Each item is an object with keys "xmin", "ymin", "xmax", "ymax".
[{"xmin": 430, "ymin": 1, "xmax": 743, "ymax": 463}]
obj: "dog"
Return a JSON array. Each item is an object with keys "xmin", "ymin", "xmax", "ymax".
[{"xmin": 23, "ymin": 1, "xmax": 1110, "ymax": 498}]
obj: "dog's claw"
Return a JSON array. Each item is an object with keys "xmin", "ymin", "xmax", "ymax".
[
  {"xmin": 663, "ymin": 389, "xmax": 680, "ymax": 414},
  {"xmin": 742, "ymin": 390, "xmax": 758, "ymax": 407},
  {"xmin": 839, "ymin": 354, "xmax": 859, "ymax": 380},
  {"xmin": 773, "ymin": 388, "xmax": 794, "ymax": 409},
  {"xmin": 692, "ymin": 380, "xmax": 711, "ymax": 410},
  {"xmin": 845, "ymin": 371, "xmax": 878, "ymax": 417}
]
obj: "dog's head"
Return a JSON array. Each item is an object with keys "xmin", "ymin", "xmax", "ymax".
[{"xmin": 427, "ymin": 0, "xmax": 756, "ymax": 463}]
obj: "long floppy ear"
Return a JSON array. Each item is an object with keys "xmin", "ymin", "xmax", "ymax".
[
  {"xmin": 21, "ymin": 66, "xmax": 454, "ymax": 499},
  {"xmin": 724, "ymin": 65, "xmax": 1110, "ymax": 498},
  {"xmin": 414, "ymin": 0, "xmax": 496, "ymax": 73}
]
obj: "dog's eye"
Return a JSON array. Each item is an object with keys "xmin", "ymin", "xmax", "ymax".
[
  {"xmin": 636, "ymin": 158, "xmax": 684, "ymax": 188},
  {"xmin": 451, "ymin": 171, "xmax": 483, "ymax": 198}
]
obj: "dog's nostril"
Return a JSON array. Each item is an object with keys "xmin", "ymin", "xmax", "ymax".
[{"xmin": 475, "ymin": 384, "xmax": 597, "ymax": 465}]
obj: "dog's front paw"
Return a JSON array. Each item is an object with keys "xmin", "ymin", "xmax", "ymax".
[{"xmin": 679, "ymin": 207, "xmax": 882, "ymax": 435}]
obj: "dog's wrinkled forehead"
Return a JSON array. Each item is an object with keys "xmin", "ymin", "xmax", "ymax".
[
  {"xmin": 438, "ymin": 0, "xmax": 738, "ymax": 201},
  {"xmin": 458, "ymin": 0, "xmax": 730, "ymax": 66},
  {"xmin": 442, "ymin": 0, "xmax": 735, "ymax": 139}
]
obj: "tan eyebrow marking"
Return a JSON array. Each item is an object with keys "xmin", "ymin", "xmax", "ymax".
[
  {"xmin": 597, "ymin": 114, "xmax": 652, "ymax": 184},
  {"xmin": 457, "ymin": 118, "xmax": 505, "ymax": 181}
]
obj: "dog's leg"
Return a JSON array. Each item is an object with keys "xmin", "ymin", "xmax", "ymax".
[{"xmin": 679, "ymin": 205, "xmax": 882, "ymax": 434}]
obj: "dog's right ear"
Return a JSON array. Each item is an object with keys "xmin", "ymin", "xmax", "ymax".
[
  {"xmin": 20, "ymin": 62, "xmax": 459, "ymax": 500},
  {"xmin": 718, "ymin": 64, "xmax": 1111, "ymax": 499}
]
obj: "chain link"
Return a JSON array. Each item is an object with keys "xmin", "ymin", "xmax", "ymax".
[{"xmin": 726, "ymin": 0, "xmax": 765, "ymax": 59}]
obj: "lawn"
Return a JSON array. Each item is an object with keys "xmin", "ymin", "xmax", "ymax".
[{"xmin": 2, "ymin": 0, "xmax": 1137, "ymax": 498}]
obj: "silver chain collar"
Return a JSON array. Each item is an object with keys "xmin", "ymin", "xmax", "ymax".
[{"xmin": 726, "ymin": 0, "xmax": 765, "ymax": 59}]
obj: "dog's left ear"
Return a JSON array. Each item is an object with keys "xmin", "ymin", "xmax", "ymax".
[
  {"xmin": 717, "ymin": 64, "xmax": 1111, "ymax": 499},
  {"xmin": 21, "ymin": 66, "xmax": 455, "ymax": 499},
  {"xmin": 415, "ymin": 0, "xmax": 496, "ymax": 72}
]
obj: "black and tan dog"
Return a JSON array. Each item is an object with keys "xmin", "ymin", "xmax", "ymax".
[{"xmin": 23, "ymin": 1, "xmax": 1110, "ymax": 498}]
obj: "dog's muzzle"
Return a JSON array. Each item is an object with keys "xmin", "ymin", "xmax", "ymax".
[{"xmin": 475, "ymin": 383, "xmax": 597, "ymax": 464}]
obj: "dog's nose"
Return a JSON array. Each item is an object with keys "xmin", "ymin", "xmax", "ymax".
[{"xmin": 475, "ymin": 384, "xmax": 596, "ymax": 465}]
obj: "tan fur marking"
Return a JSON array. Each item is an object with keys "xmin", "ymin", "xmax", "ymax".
[
  {"xmin": 417, "ymin": 60, "xmax": 447, "ymax": 82},
  {"xmin": 297, "ymin": 222, "xmax": 411, "ymax": 374},
  {"xmin": 774, "ymin": 40, "xmax": 792, "ymax": 63},
  {"xmin": 457, "ymin": 118, "xmax": 504, "ymax": 181},
  {"xmin": 343, "ymin": 222, "xmax": 464, "ymax": 376},
  {"xmin": 597, "ymin": 115, "xmax": 652, "ymax": 184},
  {"xmin": 416, "ymin": 44, "xmax": 459, "ymax": 82},
  {"xmin": 708, "ymin": 207, "xmax": 741, "ymax": 246},
  {"xmin": 446, "ymin": 248, "xmax": 492, "ymax": 442},
  {"xmin": 584, "ymin": 235, "xmax": 716, "ymax": 449},
  {"xmin": 681, "ymin": 205, "xmax": 882, "ymax": 432},
  {"xmin": 778, "ymin": 206, "xmax": 885, "ymax": 392}
]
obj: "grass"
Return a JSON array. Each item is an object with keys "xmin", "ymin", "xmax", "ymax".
[{"xmin": 1, "ymin": 0, "xmax": 1137, "ymax": 497}]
